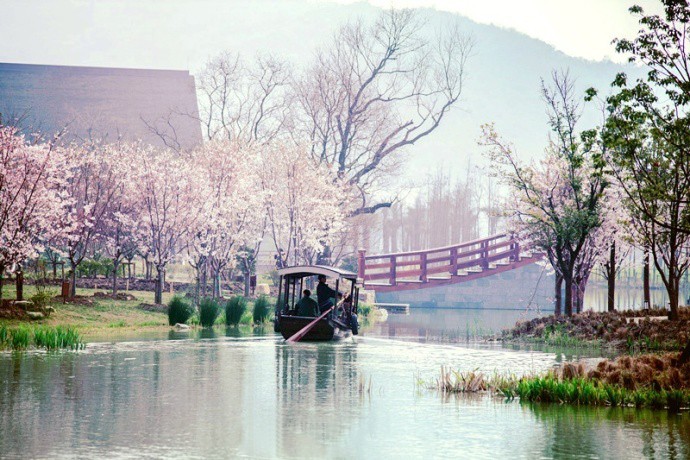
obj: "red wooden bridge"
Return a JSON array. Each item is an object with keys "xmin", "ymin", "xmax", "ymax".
[{"xmin": 357, "ymin": 234, "xmax": 543, "ymax": 292}]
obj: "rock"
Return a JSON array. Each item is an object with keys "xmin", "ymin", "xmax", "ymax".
[
  {"xmin": 26, "ymin": 311, "xmax": 44, "ymax": 320},
  {"xmin": 173, "ymin": 323, "xmax": 190, "ymax": 331},
  {"xmin": 11, "ymin": 300, "xmax": 34, "ymax": 310}
]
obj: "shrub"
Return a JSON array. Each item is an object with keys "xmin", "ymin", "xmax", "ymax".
[
  {"xmin": 225, "ymin": 296, "xmax": 247, "ymax": 326},
  {"xmin": 30, "ymin": 290, "xmax": 55, "ymax": 313},
  {"xmin": 252, "ymin": 295, "xmax": 272, "ymax": 324},
  {"xmin": 168, "ymin": 296, "xmax": 194, "ymax": 326},
  {"xmin": 358, "ymin": 303, "xmax": 372, "ymax": 317},
  {"xmin": 199, "ymin": 298, "xmax": 221, "ymax": 328}
]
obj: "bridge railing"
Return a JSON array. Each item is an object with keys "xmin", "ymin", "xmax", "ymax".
[{"xmin": 357, "ymin": 234, "xmax": 521, "ymax": 286}]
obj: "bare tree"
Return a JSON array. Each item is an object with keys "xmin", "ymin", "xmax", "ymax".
[{"xmin": 295, "ymin": 9, "xmax": 473, "ymax": 215}]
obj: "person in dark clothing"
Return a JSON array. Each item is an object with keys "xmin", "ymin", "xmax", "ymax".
[
  {"xmin": 316, "ymin": 274, "xmax": 338, "ymax": 313},
  {"xmin": 295, "ymin": 289, "xmax": 319, "ymax": 317}
]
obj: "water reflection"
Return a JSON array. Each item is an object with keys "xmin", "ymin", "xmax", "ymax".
[{"xmin": 0, "ymin": 334, "xmax": 688, "ymax": 458}]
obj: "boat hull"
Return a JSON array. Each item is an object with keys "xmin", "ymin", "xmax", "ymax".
[{"xmin": 278, "ymin": 314, "xmax": 352, "ymax": 341}]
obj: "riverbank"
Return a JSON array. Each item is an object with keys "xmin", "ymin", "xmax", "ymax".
[{"xmin": 503, "ymin": 308, "xmax": 690, "ymax": 352}]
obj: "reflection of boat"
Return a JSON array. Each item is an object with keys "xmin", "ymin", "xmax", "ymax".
[{"xmin": 274, "ymin": 265, "xmax": 361, "ymax": 341}]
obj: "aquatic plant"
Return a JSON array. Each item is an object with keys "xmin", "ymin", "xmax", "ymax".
[
  {"xmin": 33, "ymin": 326, "xmax": 85, "ymax": 350},
  {"xmin": 199, "ymin": 298, "xmax": 221, "ymax": 328},
  {"xmin": 0, "ymin": 324, "xmax": 8, "ymax": 347},
  {"xmin": 252, "ymin": 296, "xmax": 271, "ymax": 324},
  {"xmin": 10, "ymin": 326, "xmax": 31, "ymax": 350},
  {"xmin": 225, "ymin": 296, "xmax": 247, "ymax": 326},
  {"xmin": 167, "ymin": 295, "xmax": 194, "ymax": 325}
]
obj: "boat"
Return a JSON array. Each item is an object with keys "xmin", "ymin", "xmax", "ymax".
[{"xmin": 273, "ymin": 265, "xmax": 361, "ymax": 341}]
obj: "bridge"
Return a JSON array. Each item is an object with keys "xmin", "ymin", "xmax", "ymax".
[{"xmin": 357, "ymin": 234, "xmax": 544, "ymax": 292}]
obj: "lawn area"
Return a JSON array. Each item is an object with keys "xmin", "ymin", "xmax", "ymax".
[{"xmin": 0, "ymin": 284, "xmax": 173, "ymax": 337}]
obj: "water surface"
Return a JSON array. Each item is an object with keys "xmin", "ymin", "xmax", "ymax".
[{"xmin": 1, "ymin": 323, "xmax": 689, "ymax": 459}]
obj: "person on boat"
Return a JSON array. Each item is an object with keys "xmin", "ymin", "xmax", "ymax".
[
  {"xmin": 316, "ymin": 274, "xmax": 339, "ymax": 313},
  {"xmin": 295, "ymin": 289, "xmax": 319, "ymax": 317}
]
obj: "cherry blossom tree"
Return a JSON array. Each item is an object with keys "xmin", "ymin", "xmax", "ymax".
[
  {"xmin": 54, "ymin": 141, "xmax": 131, "ymax": 297},
  {"xmin": 186, "ymin": 140, "xmax": 266, "ymax": 300},
  {"xmin": 0, "ymin": 126, "xmax": 67, "ymax": 301},
  {"xmin": 261, "ymin": 142, "xmax": 356, "ymax": 268},
  {"xmin": 134, "ymin": 145, "xmax": 206, "ymax": 304}
]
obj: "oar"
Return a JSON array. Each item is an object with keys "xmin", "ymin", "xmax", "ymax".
[{"xmin": 286, "ymin": 306, "xmax": 335, "ymax": 343}]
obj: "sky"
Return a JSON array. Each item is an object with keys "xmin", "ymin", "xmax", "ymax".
[
  {"xmin": 0, "ymin": 0, "xmax": 660, "ymax": 190},
  {"xmin": 0, "ymin": 0, "xmax": 663, "ymax": 69},
  {"xmin": 323, "ymin": 0, "xmax": 663, "ymax": 62}
]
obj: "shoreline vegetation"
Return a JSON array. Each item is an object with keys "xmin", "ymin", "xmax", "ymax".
[
  {"xmin": 503, "ymin": 308, "xmax": 690, "ymax": 353},
  {"xmin": 424, "ymin": 352, "xmax": 690, "ymax": 410},
  {"xmin": 0, "ymin": 284, "xmax": 377, "ymax": 348}
]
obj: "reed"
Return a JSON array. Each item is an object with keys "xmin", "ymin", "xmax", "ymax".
[
  {"xmin": 199, "ymin": 298, "xmax": 221, "ymax": 328},
  {"xmin": 10, "ymin": 326, "xmax": 31, "ymax": 350},
  {"xmin": 252, "ymin": 296, "xmax": 271, "ymax": 324},
  {"xmin": 33, "ymin": 326, "xmax": 85, "ymax": 350},
  {"xmin": 167, "ymin": 295, "xmax": 194, "ymax": 325},
  {"xmin": 225, "ymin": 296, "xmax": 247, "ymax": 326}
]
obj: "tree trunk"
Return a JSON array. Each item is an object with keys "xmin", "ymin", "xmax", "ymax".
[
  {"xmin": 70, "ymin": 261, "xmax": 78, "ymax": 298},
  {"xmin": 564, "ymin": 275, "xmax": 573, "ymax": 317},
  {"xmin": 195, "ymin": 270, "xmax": 200, "ymax": 307},
  {"xmin": 554, "ymin": 274, "xmax": 563, "ymax": 316},
  {"xmin": 668, "ymin": 276, "xmax": 679, "ymax": 321},
  {"xmin": 244, "ymin": 262, "xmax": 251, "ymax": 297},
  {"xmin": 0, "ymin": 264, "xmax": 4, "ymax": 304},
  {"xmin": 201, "ymin": 265, "xmax": 208, "ymax": 299},
  {"xmin": 643, "ymin": 251, "xmax": 651, "ymax": 309},
  {"xmin": 607, "ymin": 243, "xmax": 616, "ymax": 312},
  {"xmin": 15, "ymin": 267, "xmax": 23, "ymax": 302},
  {"xmin": 112, "ymin": 259, "xmax": 119, "ymax": 296},
  {"xmin": 155, "ymin": 267, "xmax": 164, "ymax": 305}
]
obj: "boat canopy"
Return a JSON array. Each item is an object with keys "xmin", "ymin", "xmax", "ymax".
[{"xmin": 277, "ymin": 265, "xmax": 358, "ymax": 282}]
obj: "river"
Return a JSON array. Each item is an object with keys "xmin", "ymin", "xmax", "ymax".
[{"xmin": 1, "ymin": 309, "xmax": 689, "ymax": 459}]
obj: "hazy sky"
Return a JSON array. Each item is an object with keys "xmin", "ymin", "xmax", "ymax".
[
  {"xmin": 325, "ymin": 0, "xmax": 662, "ymax": 62},
  {"xmin": 0, "ymin": 0, "xmax": 662, "ymax": 69}
]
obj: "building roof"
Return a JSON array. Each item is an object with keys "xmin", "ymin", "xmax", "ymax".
[
  {"xmin": 277, "ymin": 265, "xmax": 359, "ymax": 281},
  {"xmin": 0, "ymin": 62, "xmax": 203, "ymax": 150}
]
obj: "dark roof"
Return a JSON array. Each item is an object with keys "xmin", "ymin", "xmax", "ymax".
[
  {"xmin": 0, "ymin": 62, "xmax": 203, "ymax": 150},
  {"xmin": 277, "ymin": 265, "xmax": 359, "ymax": 281}
]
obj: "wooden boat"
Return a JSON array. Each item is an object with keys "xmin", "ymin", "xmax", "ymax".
[{"xmin": 273, "ymin": 265, "xmax": 361, "ymax": 341}]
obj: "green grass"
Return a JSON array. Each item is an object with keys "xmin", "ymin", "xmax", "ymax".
[
  {"xmin": 506, "ymin": 374, "xmax": 690, "ymax": 410},
  {"xmin": 0, "ymin": 325, "xmax": 84, "ymax": 351},
  {"xmin": 420, "ymin": 367, "xmax": 690, "ymax": 411},
  {"xmin": 252, "ymin": 296, "xmax": 272, "ymax": 324},
  {"xmin": 108, "ymin": 320, "xmax": 127, "ymax": 328},
  {"xmin": 199, "ymin": 298, "xmax": 221, "ymax": 328},
  {"xmin": 168, "ymin": 295, "xmax": 193, "ymax": 325},
  {"xmin": 225, "ymin": 296, "xmax": 247, "ymax": 326}
]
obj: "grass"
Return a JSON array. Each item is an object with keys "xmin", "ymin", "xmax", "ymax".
[
  {"xmin": 225, "ymin": 296, "xmax": 247, "ymax": 326},
  {"xmin": 168, "ymin": 295, "xmax": 193, "ymax": 325},
  {"xmin": 421, "ymin": 355, "xmax": 690, "ymax": 411},
  {"xmin": 199, "ymin": 298, "xmax": 221, "ymax": 328},
  {"xmin": 0, "ymin": 324, "xmax": 85, "ymax": 350},
  {"xmin": 0, "ymin": 286, "xmax": 171, "ymax": 337},
  {"xmin": 252, "ymin": 296, "xmax": 272, "ymax": 324}
]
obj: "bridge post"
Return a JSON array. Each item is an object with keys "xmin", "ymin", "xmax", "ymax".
[
  {"xmin": 513, "ymin": 241, "xmax": 521, "ymax": 262},
  {"xmin": 480, "ymin": 241, "xmax": 489, "ymax": 269},
  {"xmin": 357, "ymin": 249, "xmax": 366, "ymax": 282},
  {"xmin": 389, "ymin": 256, "xmax": 397, "ymax": 286},
  {"xmin": 420, "ymin": 253, "xmax": 427, "ymax": 282},
  {"xmin": 450, "ymin": 247, "xmax": 458, "ymax": 276}
]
